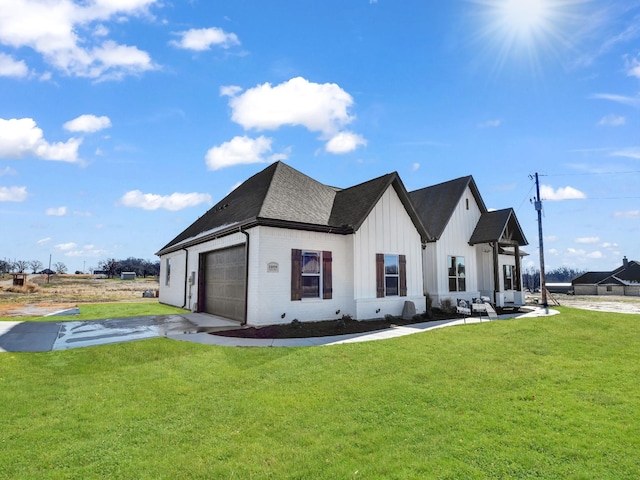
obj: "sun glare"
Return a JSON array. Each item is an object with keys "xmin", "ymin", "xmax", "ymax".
[
  {"xmin": 500, "ymin": 0, "xmax": 549, "ymax": 34},
  {"xmin": 470, "ymin": 0, "xmax": 583, "ymax": 75}
]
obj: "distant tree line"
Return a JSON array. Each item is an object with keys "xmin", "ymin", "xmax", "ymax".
[
  {"xmin": 522, "ymin": 266, "xmax": 586, "ymax": 290},
  {"xmin": 97, "ymin": 257, "xmax": 160, "ymax": 278},
  {"xmin": 0, "ymin": 259, "xmax": 67, "ymax": 274},
  {"xmin": 1, "ymin": 256, "xmax": 160, "ymax": 278}
]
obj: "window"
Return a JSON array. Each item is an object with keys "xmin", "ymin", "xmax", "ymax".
[
  {"xmin": 466, "ymin": 198, "xmax": 469, "ymax": 210},
  {"xmin": 376, "ymin": 254, "xmax": 407, "ymax": 298},
  {"xmin": 384, "ymin": 254, "xmax": 399, "ymax": 296},
  {"xmin": 291, "ymin": 250, "xmax": 332, "ymax": 301},
  {"xmin": 606, "ymin": 285, "xmax": 613, "ymax": 292},
  {"xmin": 503, "ymin": 265, "xmax": 513, "ymax": 290},
  {"xmin": 448, "ymin": 256, "xmax": 466, "ymax": 292},
  {"xmin": 301, "ymin": 251, "xmax": 321, "ymax": 298},
  {"xmin": 165, "ymin": 258, "xmax": 171, "ymax": 286}
]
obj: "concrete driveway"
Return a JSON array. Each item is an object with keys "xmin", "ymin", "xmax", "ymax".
[{"xmin": 0, "ymin": 313, "xmax": 239, "ymax": 352}]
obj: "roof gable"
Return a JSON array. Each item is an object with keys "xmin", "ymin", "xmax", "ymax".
[
  {"xmin": 408, "ymin": 176, "xmax": 486, "ymax": 240},
  {"xmin": 469, "ymin": 208, "xmax": 528, "ymax": 246}
]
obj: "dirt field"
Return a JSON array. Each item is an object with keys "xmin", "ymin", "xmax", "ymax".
[
  {"xmin": 0, "ymin": 274, "xmax": 160, "ymax": 317},
  {"xmin": 528, "ymin": 292, "xmax": 640, "ymax": 314}
]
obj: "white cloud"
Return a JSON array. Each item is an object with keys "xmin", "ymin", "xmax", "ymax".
[
  {"xmin": 119, "ymin": 190, "xmax": 212, "ymax": 211},
  {"xmin": 412, "ymin": 163, "xmax": 420, "ymax": 171},
  {"xmin": 614, "ymin": 210, "xmax": 640, "ymax": 218},
  {"xmin": 0, "ymin": 118, "xmax": 81, "ymax": 162},
  {"xmin": 545, "ymin": 235, "xmax": 558, "ymax": 242},
  {"xmin": 220, "ymin": 85, "xmax": 243, "ymax": 97},
  {"xmin": 170, "ymin": 27, "xmax": 240, "ymax": 51},
  {"xmin": 226, "ymin": 77, "xmax": 356, "ymax": 136},
  {"xmin": 601, "ymin": 242, "xmax": 619, "ymax": 248},
  {"xmin": 0, "ymin": 52, "xmax": 29, "ymax": 77},
  {"xmin": 597, "ymin": 114, "xmax": 625, "ymax": 126},
  {"xmin": 46, "ymin": 206, "xmax": 68, "ymax": 216},
  {"xmin": 478, "ymin": 119, "xmax": 502, "ymax": 128},
  {"xmin": 591, "ymin": 93, "xmax": 640, "ymax": 108},
  {"xmin": 37, "ymin": 237, "xmax": 51, "ymax": 244},
  {"xmin": 325, "ymin": 131, "xmax": 367, "ymax": 154},
  {"xmin": 587, "ymin": 251, "xmax": 603, "ymax": 259},
  {"xmin": 0, "ymin": 0, "xmax": 159, "ymax": 80},
  {"xmin": 64, "ymin": 114, "xmax": 111, "ymax": 133},
  {"xmin": 626, "ymin": 55, "xmax": 640, "ymax": 79},
  {"xmin": 540, "ymin": 184, "xmax": 586, "ymax": 201},
  {"xmin": 0, "ymin": 166, "xmax": 17, "ymax": 176},
  {"xmin": 0, "ymin": 186, "xmax": 28, "ymax": 202},
  {"xmin": 55, "ymin": 242, "xmax": 77, "ymax": 251},
  {"xmin": 63, "ymin": 245, "xmax": 107, "ymax": 257},
  {"xmin": 205, "ymin": 135, "xmax": 288, "ymax": 170},
  {"xmin": 611, "ymin": 147, "xmax": 640, "ymax": 159},
  {"xmin": 575, "ymin": 236, "xmax": 600, "ymax": 244}
]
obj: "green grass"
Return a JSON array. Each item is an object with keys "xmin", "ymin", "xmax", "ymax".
[
  {"xmin": 1, "ymin": 307, "xmax": 640, "ymax": 479},
  {"xmin": 0, "ymin": 302, "xmax": 189, "ymax": 322}
]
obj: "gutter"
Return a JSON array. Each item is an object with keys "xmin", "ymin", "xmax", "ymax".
[
  {"xmin": 240, "ymin": 226, "xmax": 250, "ymax": 326},
  {"xmin": 181, "ymin": 247, "xmax": 189, "ymax": 309}
]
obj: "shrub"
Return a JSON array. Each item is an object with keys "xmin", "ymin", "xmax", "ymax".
[{"xmin": 440, "ymin": 298, "xmax": 455, "ymax": 314}]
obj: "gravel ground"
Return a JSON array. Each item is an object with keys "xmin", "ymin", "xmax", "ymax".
[{"xmin": 532, "ymin": 294, "xmax": 640, "ymax": 315}]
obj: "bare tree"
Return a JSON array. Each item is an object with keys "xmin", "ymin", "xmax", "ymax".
[
  {"xmin": 53, "ymin": 262, "xmax": 67, "ymax": 274},
  {"xmin": 14, "ymin": 260, "xmax": 28, "ymax": 273},
  {"xmin": 99, "ymin": 258, "xmax": 119, "ymax": 278},
  {"xmin": 29, "ymin": 260, "xmax": 43, "ymax": 274}
]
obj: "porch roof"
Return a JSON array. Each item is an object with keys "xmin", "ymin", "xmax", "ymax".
[{"xmin": 468, "ymin": 208, "xmax": 528, "ymax": 246}]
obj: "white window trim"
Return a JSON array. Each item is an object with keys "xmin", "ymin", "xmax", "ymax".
[{"xmin": 301, "ymin": 250, "xmax": 322, "ymax": 300}]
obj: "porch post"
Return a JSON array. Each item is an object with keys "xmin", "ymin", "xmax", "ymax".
[
  {"xmin": 514, "ymin": 244, "xmax": 522, "ymax": 292},
  {"xmin": 493, "ymin": 242, "xmax": 500, "ymax": 304}
]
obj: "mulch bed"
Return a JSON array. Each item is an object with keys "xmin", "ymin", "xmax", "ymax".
[{"xmin": 212, "ymin": 311, "xmax": 463, "ymax": 339}]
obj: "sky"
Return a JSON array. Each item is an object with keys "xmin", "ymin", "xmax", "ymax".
[{"xmin": 1, "ymin": 0, "xmax": 639, "ymax": 274}]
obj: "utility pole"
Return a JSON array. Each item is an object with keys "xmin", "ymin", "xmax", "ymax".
[{"xmin": 533, "ymin": 173, "xmax": 548, "ymax": 308}]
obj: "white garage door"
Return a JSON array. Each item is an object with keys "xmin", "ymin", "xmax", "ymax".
[{"xmin": 203, "ymin": 245, "xmax": 246, "ymax": 322}]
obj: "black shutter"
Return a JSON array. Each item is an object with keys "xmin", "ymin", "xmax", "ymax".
[
  {"xmin": 291, "ymin": 249, "xmax": 302, "ymax": 301},
  {"xmin": 376, "ymin": 253, "xmax": 384, "ymax": 298}
]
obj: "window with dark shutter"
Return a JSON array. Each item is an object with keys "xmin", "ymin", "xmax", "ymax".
[{"xmin": 292, "ymin": 249, "xmax": 332, "ymax": 301}]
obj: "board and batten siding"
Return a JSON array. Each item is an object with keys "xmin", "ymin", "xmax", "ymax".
[
  {"xmin": 245, "ymin": 226, "xmax": 352, "ymax": 326},
  {"xmin": 427, "ymin": 186, "xmax": 482, "ymax": 306},
  {"xmin": 352, "ymin": 186, "xmax": 425, "ymax": 319}
]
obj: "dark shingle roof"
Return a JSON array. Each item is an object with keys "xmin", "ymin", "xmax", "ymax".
[
  {"xmin": 408, "ymin": 176, "xmax": 486, "ymax": 240},
  {"xmin": 469, "ymin": 208, "xmax": 528, "ymax": 246},
  {"xmin": 572, "ymin": 260, "xmax": 640, "ymax": 285},
  {"xmin": 157, "ymin": 162, "xmax": 430, "ymax": 255}
]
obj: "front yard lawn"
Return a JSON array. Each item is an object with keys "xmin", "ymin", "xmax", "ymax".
[{"xmin": 1, "ymin": 307, "xmax": 639, "ymax": 479}]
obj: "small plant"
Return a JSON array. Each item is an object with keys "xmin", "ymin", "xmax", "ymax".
[
  {"xmin": 341, "ymin": 313, "xmax": 353, "ymax": 322},
  {"xmin": 290, "ymin": 319, "xmax": 301, "ymax": 329},
  {"xmin": 384, "ymin": 313, "xmax": 395, "ymax": 322},
  {"xmin": 440, "ymin": 298, "xmax": 455, "ymax": 314}
]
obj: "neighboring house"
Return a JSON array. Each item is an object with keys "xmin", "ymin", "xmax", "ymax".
[
  {"xmin": 409, "ymin": 176, "xmax": 528, "ymax": 308},
  {"xmin": 572, "ymin": 257, "xmax": 640, "ymax": 296},
  {"xmin": 155, "ymin": 162, "xmax": 430, "ymax": 326}
]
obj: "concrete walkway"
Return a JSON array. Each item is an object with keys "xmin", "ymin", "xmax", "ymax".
[{"xmin": 0, "ymin": 307, "xmax": 558, "ymax": 352}]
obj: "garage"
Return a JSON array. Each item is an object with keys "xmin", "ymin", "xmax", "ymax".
[{"xmin": 201, "ymin": 245, "xmax": 246, "ymax": 322}]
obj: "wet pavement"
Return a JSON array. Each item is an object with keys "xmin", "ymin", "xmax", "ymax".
[
  {"xmin": 0, "ymin": 308, "xmax": 558, "ymax": 352},
  {"xmin": 0, "ymin": 313, "xmax": 239, "ymax": 352}
]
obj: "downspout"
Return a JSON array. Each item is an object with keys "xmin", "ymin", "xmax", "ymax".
[
  {"xmin": 240, "ymin": 226, "xmax": 250, "ymax": 325},
  {"xmin": 181, "ymin": 247, "xmax": 189, "ymax": 309}
]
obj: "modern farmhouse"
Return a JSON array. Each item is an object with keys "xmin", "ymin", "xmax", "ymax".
[{"xmin": 156, "ymin": 162, "xmax": 528, "ymax": 326}]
